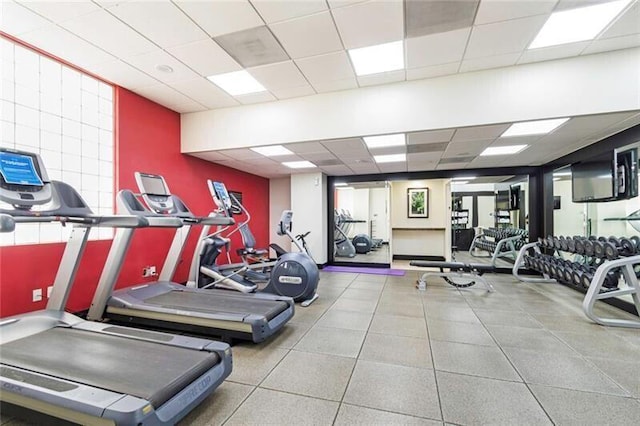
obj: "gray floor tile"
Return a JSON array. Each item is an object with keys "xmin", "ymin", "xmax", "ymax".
[
  {"xmin": 553, "ymin": 330, "xmax": 640, "ymax": 362},
  {"xmin": 227, "ymin": 344, "xmax": 289, "ymax": 385},
  {"xmin": 487, "ymin": 325, "xmax": 577, "ymax": 355},
  {"xmin": 349, "ymin": 280, "xmax": 385, "ymax": 291},
  {"xmin": 503, "ymin": 347, "xmax": 629, "ymax": 396},
  {"xmin": 343, "ymin": 360, "xmax": 441, "ymax": 420},
  {"xmin": 263, "ymin": 321, "xmax": 313, "ymax": 350},
  {"xmin": 289, "ymin": 303, "xmax": 328, "ymax": 324},
  {"xmin": 474, "ymin": 309, "xmax": 544, "ymax": 329},
  {"xmin": 262, "ymin": 350, "xmax": 355, "ymax": 400},
  {"xmin": 377, "ymin": 301, "xmax": 425, "ymax": 318},
  {"xmin": 177, "ymin": 381, "xmax": 253, "ymax": 426},
  {"xmin": 341, "ymin": 288, "xmax": 382, "ymax": 302},
  {"xmin": 431, "ymin": 340, "xmax": 521, "ymax": 381},
  {"xmin": 607, "ymin": 327, "xmax": 640, "ymax": 348},
  {"xmin": 587, "ymin": 357, "xmax": 640, "ymax": 398},
  {"xmin": 463, "ymin": 295, "xmax": 523, "ymax": 312},
  {"xmin": 316, "ymin": 309, "xmax": 373, "ymax": 331},
  {"xmin": 425, "ymin": 305, "xmax": 481, "ymax": 324},
  {"xmin": 369, "ymin": 313, "xmax": 428, "ymax": 339},
  {"xmin": 334, "ymin": 404, "xmax": 442, "ymax": 425},
  {"xmin": 353, "ymin": 274, "xmax": 387, "ymax": 283},
  {"xmin": 529, "ymin": 313, "xmax": 605, "ymax": 333},
  {"xmin": 437, "ymin": 371, "xmax": 552, "ymax": 426},
  {"xmin": 360, "ymin": 332, "xmax": 432, "ymax": 368},
  {"xmin": 529, "ymin": 384, "xmax": 640, "ymax": 426},
  {"xmin": 294, "ymin": 326, "xmax": 366, "ymax": 358},
  {"xmin": 331, "ymin": 298, "xmax": 378, "ymax": 314},
  {"xmin": 225, "ymin": 388, "xmax": 339, "ymax": 426},
  {"xmin": 427, "ymin": 318, "xmax": 495, "ymax": 346}
]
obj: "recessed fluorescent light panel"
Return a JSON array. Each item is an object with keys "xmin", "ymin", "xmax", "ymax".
[
  {"xmin": 480, "ymin": 145, "xmax": 528, "ymax": 156},
  {"xmin": 283, "ymin": 161, "xmax": 316, "ymax": 169},
  {"xmin": 374, "ymin": 153, "xmax": 406, "ymax": 163},
  {"xmin": 501, "ymin": 118, "xmax": 569, "ymax": 137},
  {"xmin": 529, "ymin": 0, "xmax": 631, "ymax": 49},
  {"xmin": 207, "ymin": 70, "xmax": 266, "ymax": 96},
  {"xmin": 334, "ymin": 182, "xmax": 348, "ymax": 186},
  {"xmin": 363, "ymin": 134, "xmax": 406, "ymax": 149},
  {"xmin": 452, "ymin": 176, "xmax": 476, "ymax": 180},
  {"xmin": 250, "ymin": 145, "xmax": 293, "ymax": 157},
  {"xmin": 348, "ymin": 41, "xmax": 404, "ymax": 76}
]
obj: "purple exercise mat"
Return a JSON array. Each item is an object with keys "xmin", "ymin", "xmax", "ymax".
[{"xmin": 322, "ymin": 266, "xmax": 405, "ymax": 276}]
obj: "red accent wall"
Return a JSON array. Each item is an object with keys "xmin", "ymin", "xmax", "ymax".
[{"xmin": 0, "ymin": 87, "xmax": 269, "ymax": 317}]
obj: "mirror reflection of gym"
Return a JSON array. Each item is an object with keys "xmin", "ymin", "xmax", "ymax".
[{"xmin": 334, "ymin": 181, "xmax": 391, "ymax": 265}]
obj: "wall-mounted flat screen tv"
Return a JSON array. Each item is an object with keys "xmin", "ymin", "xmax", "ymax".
[{"xmin": 571, "ymin": 150, "xmax": 618, "ymax": 203}]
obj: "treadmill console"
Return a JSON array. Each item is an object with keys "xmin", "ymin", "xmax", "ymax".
[
  {"xmin": 0, "ymin": 148, "xmax": 52, "ymax": 209},
  {"xmin": 135, "ymin": 172, "xmax": 175, "ymax": 214},
  {"xmin": 208, "ymin": 180, "xmax": 234, "ymax": 217}
]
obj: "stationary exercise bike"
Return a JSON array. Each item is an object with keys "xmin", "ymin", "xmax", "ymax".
[{"xmin": 195, "ymin": 181, "xmax": 319, "ymax": 307}]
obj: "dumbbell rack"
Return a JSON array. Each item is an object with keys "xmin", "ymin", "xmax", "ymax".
[
  {"xmin": 513, "ymin": 239, "xmax": 640, "ymax": 328},
  {"xmin": 469, "ymin": 227, "xmax": 525, "ymax": 266}
]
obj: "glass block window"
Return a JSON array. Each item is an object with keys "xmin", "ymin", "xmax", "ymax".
[{"xmin": 0, "ymin": 37, "xmax": 114, "ymax": 245}]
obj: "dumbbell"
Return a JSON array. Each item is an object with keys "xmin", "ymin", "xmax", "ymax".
[
  {"xmin": 630, "ymin": 236, "xmax": 640, "ymax": 252},
  {"xmin": 602, "ymin": 236, "xmax": 639, "ymax": 259},
  {"xmin": 579, "ymin": 266, "xmax": 620, "ymax": 289}
]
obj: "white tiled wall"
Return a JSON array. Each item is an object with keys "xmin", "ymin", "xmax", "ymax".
[{"xmin": 0, "ymin": 38, "xmax": 114, "ymax": 245}]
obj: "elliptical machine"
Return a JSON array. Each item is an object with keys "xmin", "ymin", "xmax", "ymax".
[{"xmin": 192, "ymin": 181, "xmax": 319, "ymax": 307}]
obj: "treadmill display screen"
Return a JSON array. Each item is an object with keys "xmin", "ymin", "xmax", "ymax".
[
  {"xmin": 0, "ymin": 151, "xmax": 43, "ymax": 186},
  {"xmin": 139, "ymin": 174, "xmax": 169, "ymax": 196},
  {"xmin": 212, "ymin": 181, "xmax": 233, "ymax": 214}
]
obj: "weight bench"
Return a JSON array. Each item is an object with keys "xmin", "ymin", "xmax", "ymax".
[{"xmin": 410, "ymin": 261, "xmax": 495, "ymax": 292}]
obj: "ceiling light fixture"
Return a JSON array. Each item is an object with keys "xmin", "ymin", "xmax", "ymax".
[
  {"xmin": 374, "ymin": 153, "xmax": 406, "ymax": 163},
  {"xmin": 207, "ymin": 70, "xmax": 266, "ymax": 96},
  {"xmin": 155, "ymin": 64, "xmax": 174, "ymax": 73},
  {"xmin": 480, "ymin": 145, "xmax": 528, "ymax": 156},
  {"xmin": 282, "ymin": 161, "xmax": 316, "ymax": 169},
  {"xmin": 348, "ymin": 41, "xmax": 404, "ymax": 76},
  {"xmin": 334, "ymin": 182, "xmax": 348, "ymax": 186},
  {"xmin": 501, "ymin": 118, "xmax": 569, "ymax": 137},
  {"xmin": 452, "ymin": 181, "xmax": 469, "ymax": 185},
  {"xmin": 452, "ymin": 176, "xmax": 476, "ymax": 180},
  {"xmin": 363, "ymin": 134, "xmax": 406, "ymax": 149},
  {"xmin": 529, "ymin": 0, "xmax": 631, "ymax": 49},
  {"xmin": 250, "ymin": 145, "xmax": 293, "ymax": 157}
]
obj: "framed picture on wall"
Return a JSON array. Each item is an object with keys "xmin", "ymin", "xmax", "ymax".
[{"xmin": 408, "ymin": 188, "xmax": 429, "ymax": 218}]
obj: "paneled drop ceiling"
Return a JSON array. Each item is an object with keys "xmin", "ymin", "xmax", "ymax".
[{"xmin": 2, "ymin": 0, "xmax": 640, "ymax": 179}]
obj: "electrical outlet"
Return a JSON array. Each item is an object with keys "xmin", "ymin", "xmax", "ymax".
[
  {"xmin": 142, "ymin": 266, "xmax": 157, "ymax": 277},
  {"xmin": 149, "ymin": 266, "xmax": 156, "ymax": 276},
  {"xmin": 32, "ymin": 289, "xmax": 43, "ymax": 302},
  {"xmin": 47, "ymin": 285, "xmax": 53, "ymax": 298}
]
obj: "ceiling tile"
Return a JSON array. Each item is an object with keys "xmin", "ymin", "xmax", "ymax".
[
  {"xmin": 600, "ymin": 0, "xmax": 640, "ymax": 39},
  {"xmin": 537, "ymin": 112, "xmax": 636, "ymax": 145},
  {"xmin": 377, "ymin": 162, "xmax": 407, "ymax": 173},
  {"xmin": 491, "ymin": 134, "xmax": 543, "ymax": 146},
  {"xmin": 554, "ymin": 1, "xmax": 615, "ymax": 11},
  {"xmin": 59, "ymin": 9, "xmax": 157, "ymax": 57},
  {"xmin": 406, "ymin": 62, "xmax": 460, "ymax": 80},
  {"xmin": 235, "ymin": 91, "xmax": 277, "ymax": 105},
  {"xmin": 174, "ymin": 0, "xmax": 264, "ymax": 37},
  {"xmin": 1, "ymin": 1, "xmax": 52, "ymax": 35},
  {"xmin": 407, "ymin": 129, "xmax": 455, "ymax": 144},
  {"xmin": 328, "ymin": 1, "xmax": 368, "ymax": 8},
  {"xmin": 311, "ymin": 78, "xmax": 358, "ymax": 93},
  {"xmin": 271, "ymin": 84, "xmax": 316, "ymax": 100},
  {"xmin": 133, "ymin": 84, "xmax": 197, "ymax": 109},
  {"xmin": 474, "ymin": 0, "xmax": 556, "ymax": 25},
  {"xmin": 406, "ymin": 27, "xmax": 471, "ymax": 69},
  {"xmin": 464, "ymin": 15, "xmax": 547, "ymax": 58},
  {"xmin": 405, "ymin": 0, "xmax": 479, "ymax": 37},
  {"xmin": 243, "ymin": 157, "xmax": 282, "ymax": 166},
  {"xmin": 357, "ymin": 69, "xmax": 405, "ymax": 87},
  {"xmin": 367, "ymin": 146, "xmax": 407, "ymax": 156},
  {"xmin": 166, "ymin": 39, "xmax": 242, "ymax": 76},
  {"xmin": 583, "ymin": 33, "xmax": 640, "ymax": 55},
  {"xmin": 84, "ymin": 59, "xmax": 158, "ymax": 89},
  {"xmin": 348, "ymin": 163, "xmax": 380, "ymax": 173},
  {"xmin": 459, "ymin": 52, "xmax": 520, "ymax": 73},
  {"xmin": 124, "ymin": 50, "xmax": 201, "ymax": 83},
  {"xmin": 295, "ymin": 51, "xmax": 355, "ymax": 83},
  {"xmin": 437, "ymin": 160, "xmax": 473, "ymax": 169},
  {"xmin": 18, "ymin": 1, "xmax": 100, "ymax": 23},
  {"xmin": 219, "ymin": 148, "xmax": 265, "ymax": 160},
  {"xmin": 407, "ymin": 142, "xmax": 448, "ymax": 153},
  {"xmin": 18, "ymin": 25, "xmax": 116, "ymax": 68},
  {"xmin": 270, "ymin": 11, "xmax": 343, "ymax": 59},
  {"xmin": 314, "ymin": 158, "xmax": 343, "ymax": 166},
  {"xmin": 321, "ymin": 137, "xmax": 366, "ymax": 153},
  {"xmin": 250, "ymin": 0, "xmax": 328, "ymax": 24},
  {"xmin": 320, "ymin": 165, "xmax": 354, "ymax": 175},
  {"xmin": 407, "ymin": 152, "xmax": 443, "ymax": 162},
  {"xmin": 408, "ymin": 161, "xmax": 438, "ymax": 171},
  {"xmin": 451, "ymin": 124, "xmax": 510, "ymax": 142},
  {"xmin": 287, "ymin": 141, "xmax": 330, "ymax": 154},
  {"xmin": 248, "ymin": 61, "xmax": 308, "ymax": 90},
  {"xmin": 467, "ymin": 156, "xmax": 503, "ymax": 168},
  {"xmin": 332, "ymin": 0, "xmax": 404, "ymax": 49},
  {"xmin": 190, "ymin": 151, "xmax": 234, "ymax": 162},
  {"xmin": 214, "ymin": 26, "xmax": 290, "ymax": 68},
  {"xmin": 167, "ymin": 100, "xmax": 207, "ymax": 114},
  {"xmin": 518, "ymin": 41, "xmax": 589, "ymax": 64},
  {"xmin": 443, "ymin": 140, "xmax": 492, "ymax": 157},
  {"xmin": 301, "ymin": 152, "xmax": 339, "ymax": 161},
  {"xmin": 170, "ymin": 78, "xmax": 239, "ymax": 109},
  {"xmin": 106, "ymin": 1, "xmax": 208, "ymax": 48}
]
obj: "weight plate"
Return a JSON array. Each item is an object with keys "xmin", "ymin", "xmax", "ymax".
[
  {"xmin": 593, "ymin": 241, "xmax": 605, "ymax": 258},
  {"xmin": 560, "ymin": 237, "xmax": 569, "ymax": 251},
  {"xmin": 603, "ymin": 242, "xmax": 617, "ymax": 260},
  {"xmin": 620, "ymin": 238, "xmax": 635, "ymax": 256},
  {"xmin": 584, "ymin": 240, "xmax": 595, "ymax": 257},
  {"xmin": 567, "ymin": 238, "xmax": 576, "ymax": 253},
  {"xmin": 575, "ymin": 239, "xmax": 585, "ymax": 254}
]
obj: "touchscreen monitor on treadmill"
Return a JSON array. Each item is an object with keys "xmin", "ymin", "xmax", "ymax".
[
  {"xmin": 0, "ymin": 151, "xmax": 43, "ymax": 187},
  {"xmin": 139, "ymin": 174, "xmax": 169, "ymax": 196},
  {"xmin": 211, "ymin": 181, "xmax": 233, "ymax": 216}
]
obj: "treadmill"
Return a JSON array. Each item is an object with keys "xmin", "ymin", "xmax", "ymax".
[
  {"xmin": 0, "ymin": 148, "xmax": 232, "ymax": 425},
  {"xmin": 87, "ymin": 172, "xmax": 294, "ymax": 343}
]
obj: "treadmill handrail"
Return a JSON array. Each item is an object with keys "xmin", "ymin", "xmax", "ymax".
[
  {"xmin": 198, "ymin": 215, "xmax": 235, "ymax": 226},
  {"xmin": 4, "ymin": 214, "xmax": 148, "ymax": 228}
]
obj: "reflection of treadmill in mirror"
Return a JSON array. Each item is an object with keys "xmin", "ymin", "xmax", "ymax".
[
  {"xmin": 87, "ymin": 172, "xmax": 294, "ymax": 343},
  {"xmin": 0, "ymin": 148, "xmax": 231, "ymax": 425}
]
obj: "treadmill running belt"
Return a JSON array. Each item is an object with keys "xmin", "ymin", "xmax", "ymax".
[
  {"xmin": 145, "ymin": 290, "xmax": 289, "ymax": 321},
  {"xmin": 1, "ymin": 328, "xmax": 219, "ymax": 408}
]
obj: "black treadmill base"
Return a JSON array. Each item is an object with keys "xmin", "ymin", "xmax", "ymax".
[{"xmin": 0, "ymin": 402, "xmax": 78, "ymax": 426}]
